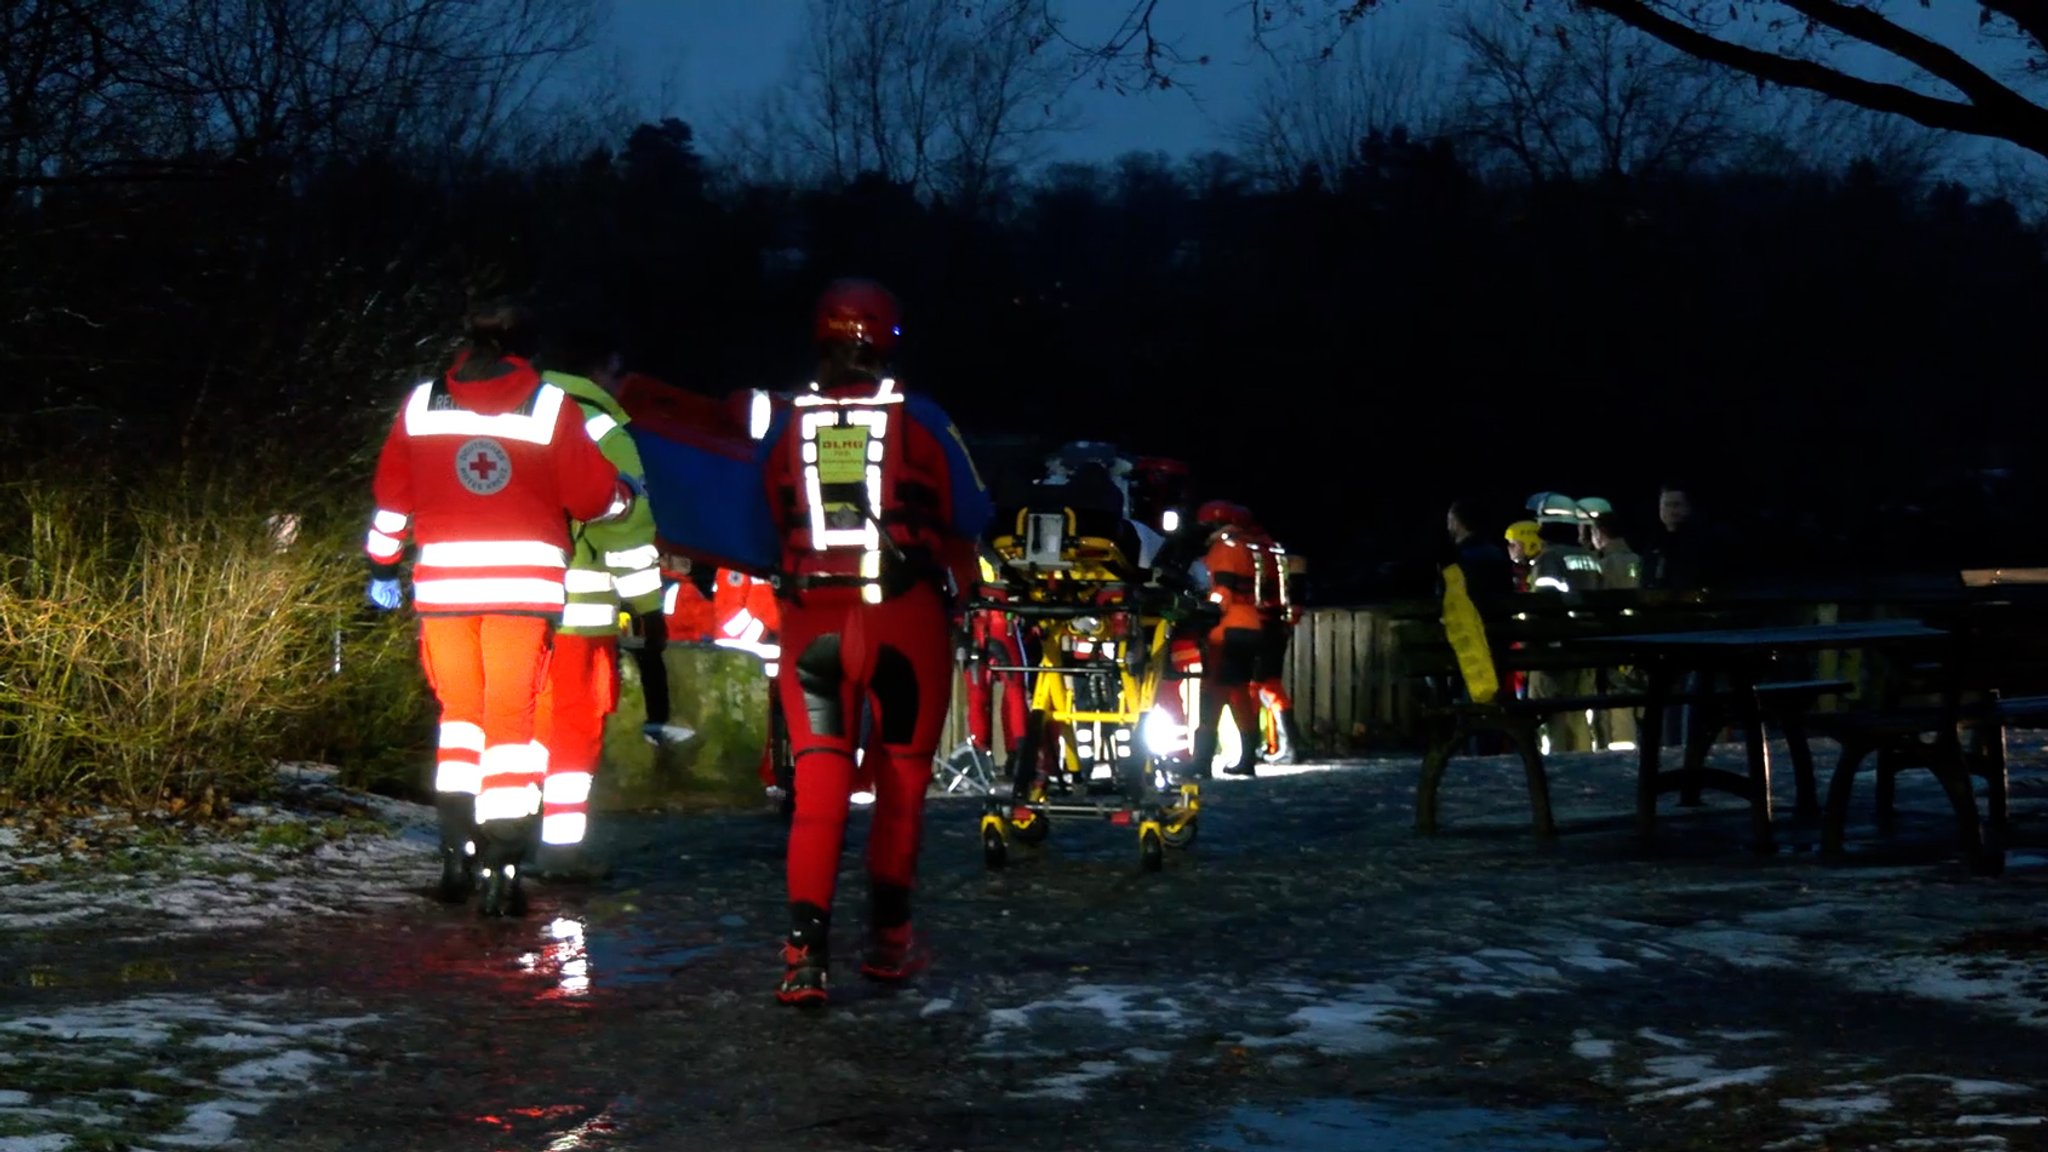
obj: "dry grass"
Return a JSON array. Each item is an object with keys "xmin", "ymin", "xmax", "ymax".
[{"xmin": 0, "ymin": 472, "xmax": 432, "ymax": 806}]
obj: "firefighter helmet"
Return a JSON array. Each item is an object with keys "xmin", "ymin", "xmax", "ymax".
[{"xmin": 814, "ymin": 278, "xmax": 902, "ymax": 359}]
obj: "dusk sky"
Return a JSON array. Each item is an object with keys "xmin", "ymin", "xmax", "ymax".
[
  {"xmin": 603, "ymin": 1, "xmax": 1347, "ymax": 160},
  {"xmin": 599, "ymin": 1, "xmax": 2038, "ymax": 173}
]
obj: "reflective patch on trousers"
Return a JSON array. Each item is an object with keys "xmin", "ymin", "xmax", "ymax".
[
  {"xmin": 476, "ymin": 783, "xmax": 542, "ymax": 823},
  {"xmin": 542, "ymin": 770, "xmax": 593, "ymax": 805},
  {"xmin": 541, "ymin": 812, "xmax": 588, "ymax": 846},
  {"xmin": 434, "ymin": 761, "xmax": 483, "ymax": 795}
]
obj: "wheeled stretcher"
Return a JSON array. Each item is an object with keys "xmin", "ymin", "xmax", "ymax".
[{"xmin": 971, "ymin": 504, "xmax": 1216, "ymax": 872}]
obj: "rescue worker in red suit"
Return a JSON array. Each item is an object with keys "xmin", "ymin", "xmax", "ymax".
[
  {"xmin": 1186, "ymin": 500, "xmax": 1269, "ymax": 780},
  {"xmin": 364, "ymin": 302, "xmax": 635, "ymax": 917},
  {"xmin": 762, "ymin": 278, "xmax": 993, "ymax": 1006},
  {"xmin": 1243, "ymin": 515, "xmax": 1306, "ymax": 765},
  {"xmin": 962, "ymin": 554, "xmax": 1028, "ymax": 778}
]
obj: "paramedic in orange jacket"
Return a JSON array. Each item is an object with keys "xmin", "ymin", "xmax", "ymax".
[
  {"xmin": 364, "ymin": 302, "xmax": 635, "ymax": 917},
  {"xmin": 1185, "ymin": 500, "xmax": 1268, "ymax": 779},
  {"xmin": 761, "ymin": 278, "xmax": 994, "ymax": 1007},
  {"xmin": 1244, "ymin": 515, "xmax": 1305, "ymax": 765}
]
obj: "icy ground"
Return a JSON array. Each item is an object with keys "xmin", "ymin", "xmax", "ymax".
[{"xmin": 9, "ymin": 744, "xmax": 2048, "ymax": 1150}]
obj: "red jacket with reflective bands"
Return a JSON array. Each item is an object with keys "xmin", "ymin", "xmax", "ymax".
[{"xmin": 366, "ymin": 353, "xmax": 623, "ymax": 617}]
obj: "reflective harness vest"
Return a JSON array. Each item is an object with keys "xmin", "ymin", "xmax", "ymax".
[
  {"xmin": 366, "ymin": 371, "xmax": 623, "ymax": 617},
  {"xmin": 784, "ymin": 377, "xmax": 942, "ymax": 604},
  {"xmin": 544, "ymin": 371, "xmax": 664, "ymax": 636}
]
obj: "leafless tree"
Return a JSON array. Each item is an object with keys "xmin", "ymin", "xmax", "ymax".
[
  {"xmin": 1235, "ymin": 22, "xmax": 1451, "ymax": 187},
  {"xmin": 1068, "ymin": 2, "xmax": 2048, "ymax": 166},
  {"xmin": 1452, "ymin": 3, "xmax": 1744, "ymax": 184},
  {"xmin": 726, "ymin": 0, "xmax": 1073, "ymax": 213},
  {"xmin": 0, "ymin": 0, "xmax": 606, "ymax": 200}
]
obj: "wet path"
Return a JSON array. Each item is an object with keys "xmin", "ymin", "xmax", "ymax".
[{"xmin": 12, "ymin": 747, "xmax": 2048, "ymax": 1150}]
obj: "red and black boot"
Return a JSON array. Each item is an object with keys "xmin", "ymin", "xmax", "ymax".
[
  {"xmin": 776, "ymin": 903, "xmax": 831, "ymax": 1007},
  {"xmin": 859, "ymin": 882, "xmax": 927, "ymax": 983}
]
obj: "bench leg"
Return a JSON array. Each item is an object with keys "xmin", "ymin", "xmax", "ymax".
[
  {"xmin": 1778, "ymin": 713, "xmax": 1819, "ymax": 824},
  {"xmin": 1822, "ymin": 737, "xmax": 1873, "ymax": 857},
  {"xmin": 1680, "ymin": 688, "xmax": 1719, "ymax": 807},
  {"xmin": 1416, "ymin": 721, "xmax": 1461, "ymax": 835},
  {"xmin": 1930, "ymin": 741, "xmax": 1995, "ymax": 876},
  {"xmin": 1874, "ymin": 749, "xmax": 1899, "ymax": 829},
  {"xmin": 1636, "ymin": 667, "xmax": 1671, "ymax": 842},
  {"xmin": 1976, "ymin": 724, "xmax": 2010, "ymax": 866},
  {"xmin": 1506, "ymin": 720, "xmax": 1557, "ymax": 840}
]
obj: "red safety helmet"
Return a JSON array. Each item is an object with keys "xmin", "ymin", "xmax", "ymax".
[
  {"xmin": 1196, "ymin": 499, "xmax": 1253, "ymax": 529},
  {"xmin": 814, "ymin": 278, "xmax": 902, "ymax": 359}
]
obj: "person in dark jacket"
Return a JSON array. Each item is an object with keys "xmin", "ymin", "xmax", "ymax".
[
  {"xmin": 1440, "ymin": 500, "xmax": 1512, "ymax": 755},
  {"xmin": 1443, "ymin": 501, "xmax": 1514, "ymax": 611}
]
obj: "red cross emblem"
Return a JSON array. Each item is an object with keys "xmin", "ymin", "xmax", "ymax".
[{"xmin": 455, "ymin": 437, "xmax": 512, "ymax": 494}]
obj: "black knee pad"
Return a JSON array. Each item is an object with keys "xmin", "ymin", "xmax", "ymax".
[
  {"xmin": 871, "ymin": 646, "xmax": 921, "ymax": 745},
  {"xmin": 794, "ymin": 634, "xmax": 846, "ymax": 737}
]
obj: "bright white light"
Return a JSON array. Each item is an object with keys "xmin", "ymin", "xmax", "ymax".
[
  {"xmin": 749, "ymin": 391, "xmax": 773, "ymax": 440},
  {"xmin": 1140, "ymin": 706, "xmax": 1183, "ymax": 756},
  {"xmin": 1161, "ymin": 509, "xmax": 1180, "ymax": 533},
  {"xmin": 851, "ymin": 790, "xmax": 875, "ymax": 806}
]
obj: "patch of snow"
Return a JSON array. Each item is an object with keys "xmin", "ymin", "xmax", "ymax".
[
  {"xmin": 0, "ymin": 1090, "xmax": 30, "ymax": 1106},
  {"xmin": 1013, "ymin": 1060, "xmax": 1121, "ymax": 1101},
  {"xmin": 1779, "ymin": 1092, "xmax": 1891, "ymax": 1123},
  {"xmin": 1569, "ymin": 1035, "xmax": 1614, "ymax": 1062},
  {"xmin": 1636, "ymin": 1028, "xmax": 1691, "ymax": 1050},
  {"xmin": 1628, "ymin": 1052, "xmax": 1777, "ymax": 1102},
  {"xmin": 918, "ymin": 998, "xmax": 953, "ymax": 1017},
  {"xmin": 0, "ymin": 1137, "xmax": 75, "ymax": 1152},
  {"xmin": 1661, "ymin": 927, "xmax": 1799, "ymax": 970},
  {"xmin": 1833, "ymin": 953, "xmax": 2048, "ymax": 1027},
  {"xmin": 1956, "ymin": 1115, "xmax": 2047, "ymax": 1127},
  {"xmin": 0, "ymin": 993, "xmax": 375, "ymax": 1151}
]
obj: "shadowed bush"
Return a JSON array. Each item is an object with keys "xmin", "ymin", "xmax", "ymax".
[{"xmin": 0, "ymin": 473, "xmax": 433, "ymax": 807}]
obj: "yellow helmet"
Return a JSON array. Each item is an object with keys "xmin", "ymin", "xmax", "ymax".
[{"xmin": 1505, "ymin": 520, "xmax": 1543, "ymax": 555}]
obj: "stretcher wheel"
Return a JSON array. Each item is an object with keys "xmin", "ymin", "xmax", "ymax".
[
  {"xmin": 1138, "ymin": 825, "xmax": 1164, "ymax": 872},
  {"xmin": 982, "ymin": 823, "xmax": 1008, "ymax": 871},
  {"xmin": 1011, "ymin": 810, "xmax": 1050, "ymax": 846},
  {"xmin": 1160, "ymin": 817, "xmax": 1197, "ymax": 849}
]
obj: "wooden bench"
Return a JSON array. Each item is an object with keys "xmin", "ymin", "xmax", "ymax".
[
  {"xmin": 1815, "ymin": 585, "xmax": 2048, "ymax": 874},
  {"xmin": 1397, "ymin": 589, "xmax": 1850, "ymax": 838}
]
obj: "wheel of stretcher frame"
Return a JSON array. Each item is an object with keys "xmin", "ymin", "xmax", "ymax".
[
  {"xmin": 1011, "ymin": 808, "xmax": 1050, "ymax": 846},
  {"xmin": 981, "ymin": 820, "xmax": 1008, "ymax": 870},
  {"xmin": 1138, "ymin": 825, "xmax": 1165, "ymax": 872}
]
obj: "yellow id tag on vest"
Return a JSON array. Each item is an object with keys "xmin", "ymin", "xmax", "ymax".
[{"xmin": 815, "ymin": 425, "xmax": 870, "ymax": 485}]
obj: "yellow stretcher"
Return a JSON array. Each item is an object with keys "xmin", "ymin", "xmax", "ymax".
[{"xmin": 970, "ymin": 505, "xmax": 1214, "ymax": 872}]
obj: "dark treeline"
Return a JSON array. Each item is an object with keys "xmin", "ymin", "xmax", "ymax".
[{"xmin": 4, "ymin": 0, "xmax": 2043, "ymax": 599}]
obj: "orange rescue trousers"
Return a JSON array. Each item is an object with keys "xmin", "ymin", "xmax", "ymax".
[
  {"xmin": 418, "ymin": 614, "xmax": 551, "ymax": 862},
  {"xmin": 535, "ymin": 632, "xmax": 618, "ymax": 849}
]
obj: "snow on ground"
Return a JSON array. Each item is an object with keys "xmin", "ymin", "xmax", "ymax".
[
  {"xmin": 0, "ymin": 994, "xmax": 378, "ymax": 1151},
  {"xmin": 0, "ymin": 764, "xmax": 436, "ymax": 940},
  {"xmin": 958, "ymin": 738, "xmax": 2048, "ymax": 1148}
]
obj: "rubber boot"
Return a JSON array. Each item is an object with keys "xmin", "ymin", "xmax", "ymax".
[
  {"xmin": 777, "ymin": 902, "xmax": 831, "ymax": 1007},
  {"xmin": 433, "ymin": 793, "xmax": 478, "ymax": 905},
  {"xmin": 860, "ymin": 881, "xmax": 926, "ymax": 983},
  {"xmin": 476, "ymin": 816, "xmax": 536, "ymax": 918},
  {"xmin": 1268, "ymin": 711, "xmax": 1304, "ymax": 766}
]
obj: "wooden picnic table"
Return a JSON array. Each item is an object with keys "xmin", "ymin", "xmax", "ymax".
[{"xmin": 1587, "ymin": 619, "xmax": 1951, "ymax": 854}]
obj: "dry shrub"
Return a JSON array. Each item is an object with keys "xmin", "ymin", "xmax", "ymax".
[{"xmin": 0, "ymin": 473, "xmax": 432, "ymax": 806}]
